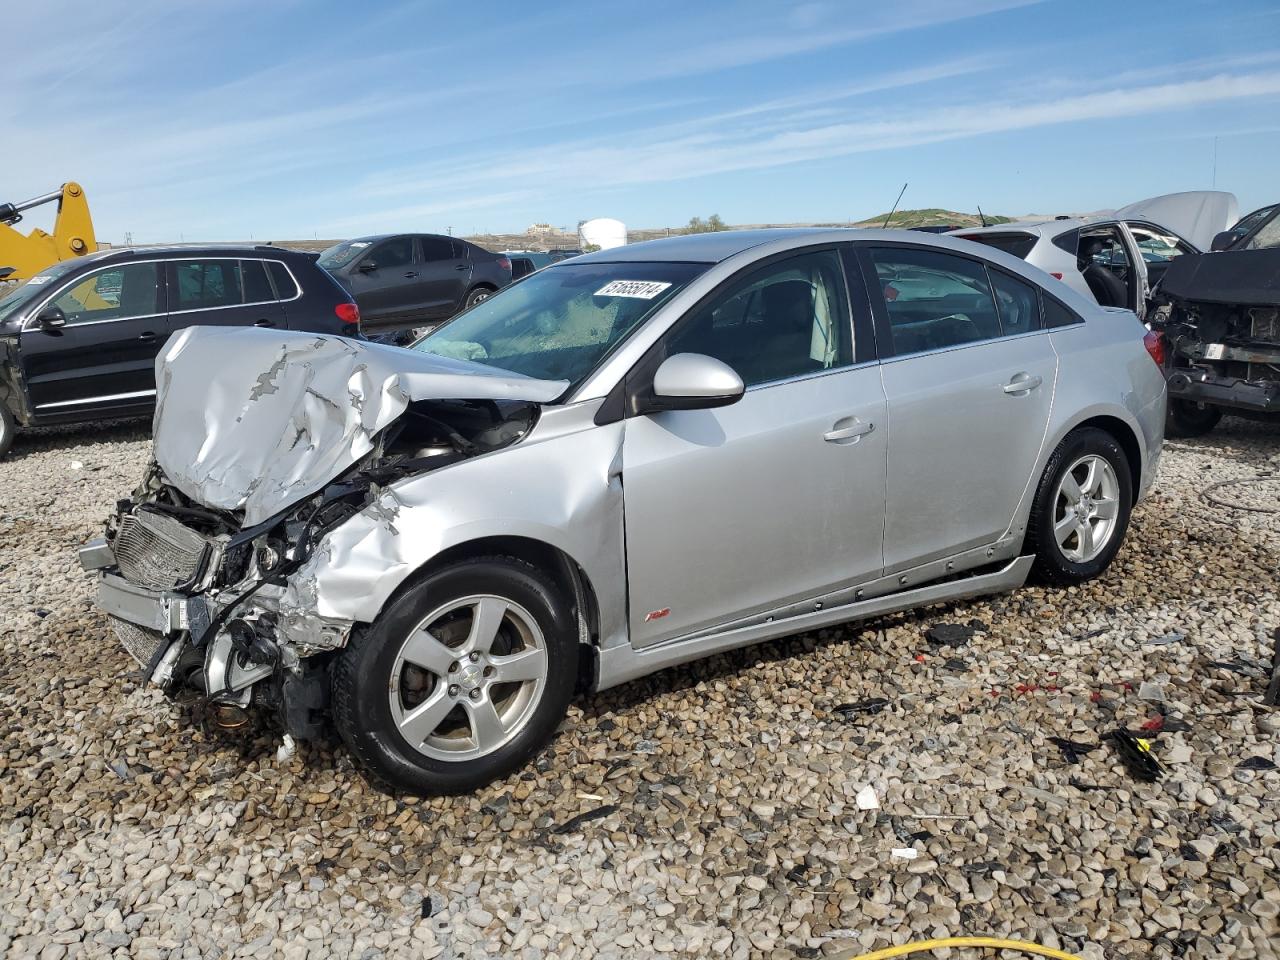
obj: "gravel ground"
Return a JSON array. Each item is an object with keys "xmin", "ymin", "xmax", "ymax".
[{"xmin": 1, "ymin": 418, "xmax": 1278, "ymax": 960}]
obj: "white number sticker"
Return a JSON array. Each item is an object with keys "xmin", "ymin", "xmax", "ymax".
[
  {"xmin": 594, "ymin": 280, "xmax": 671, "ymax": 299},
  {"xmin": 26, "ymin": 275, "xmax": 51, "ymax": 285}
]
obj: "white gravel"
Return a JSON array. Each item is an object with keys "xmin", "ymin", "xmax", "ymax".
[{"xmin": 1, "ymin": 417, "xmax": 1278, "ymax": 960}]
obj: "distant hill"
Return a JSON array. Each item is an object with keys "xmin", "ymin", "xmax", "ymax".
[{"xmin": 852, "ymin": 208, "xmax": 1013, "ymax": 229}]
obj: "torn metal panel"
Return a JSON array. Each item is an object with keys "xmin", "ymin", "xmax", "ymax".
[
  {"xmin": 153, "ymin": 326, "xmax": 567, "ymax": 525},
  {"xmin": 277, "ymin": 402, "xmax": 629, "ymax": 648}
]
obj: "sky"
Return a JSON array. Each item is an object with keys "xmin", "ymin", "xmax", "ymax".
[{"xmin": 5, "ymin": 0, "xmax": 1280, "ymax": 243}]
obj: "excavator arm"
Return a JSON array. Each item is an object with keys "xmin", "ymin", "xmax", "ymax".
[{"xmin": 0, "ymin": 182, "xmax": 97, "ymax": 282}]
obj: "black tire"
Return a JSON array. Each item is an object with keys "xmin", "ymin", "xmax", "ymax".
[
  {"xmin": 1165, "ymin": 398, "xmax": 1221, "ymax": 438},
  {"xmin": 1026, "ymin": 427, "xmax": 1134, "ymax": 586},
  {"xmin": 331, "ymin": 556, "xmax": 577, "ymax": 794},
  {"xmin": 0, "ymin": 404, "xmax": 13, "ymax": 459},
  {"xmin": 463, "ymin": 286, "xmax": 493, "ymax": 310}
]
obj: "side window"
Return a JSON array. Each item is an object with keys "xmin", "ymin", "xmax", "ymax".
[
  {"xmin": 420, "ymin": 237, "xmax": 454, "ymax": 262},
  {"xmin": 365, "ymin": 237, "xmax": 413, "ymax": 270},
  {"xmin": 666, "ymin": 249, "xmax": 852, "ymax": 387},
  {"xmin": 1042, "ymin": 294, "xmax": 1082, "ymax": 329},
  {"xmin": 1244, "ymin": 215, "xmax": 1280, "ymax": 251},
  {"xmin": 1126, "ymin": 223, "xmax": 1194, "ymax": 262},
  {"xmin": 173, "ymin": 261, "xmax": 242, "ymax": 310},
  {"xmin": 50, "ymin": 263, "xmax": 159, "ymax": 324},
  {"xmin": 989, "ymin": 268, "xmax": 1041, "ymax": 336},
  {"xmin": 867, "ymin": 247, "xmax": 1002, "ymax": 355},
  {"xmin": 268, "ymin": 262, "xmax": 298, "ymax": 299},
  {"xmin": 241, "ymin": 260, "xmax": 274, "ymax": 303}
]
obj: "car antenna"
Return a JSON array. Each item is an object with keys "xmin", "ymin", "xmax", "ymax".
[
  {"xmin": 977, "ymin": 204, "xmax": 989, "ymax": 228},
  {"xmin": 882, "ymin": 183, "xmax": 908, "ymax": 229}
]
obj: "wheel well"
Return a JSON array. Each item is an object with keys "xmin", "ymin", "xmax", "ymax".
[
  {"xmin": 409, "ymin": 536, "xmax": 601, "ymax": 646},
  {"xmin": 1072, "ymin": 415, "xmax": 1142, "ymax": 493},
  {"xmin": 470, "ymin": 282, "xmax": 497, "ymax": 293}
]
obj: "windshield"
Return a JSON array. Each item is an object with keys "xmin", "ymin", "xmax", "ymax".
[
  {"xmin": 318, "ymin": 240, "xmax": 373, "ymax": 270},
  {"xmin": 414, "ymin": 261, "xmax": 706, "ymax": 386},
  {"xmin": 0, "ymin": 259, "xmax": 82, "ymax": 324}
]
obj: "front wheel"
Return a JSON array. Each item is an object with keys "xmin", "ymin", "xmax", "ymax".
[
  {"xmin": 1165, "ymin": 398, "xmax": 1221, "ymax": 438},
  {"xmin": 1026, "ymin": 427, "xmax": 1133, "ymax": 586},
  {"xmin": 0, "ymin": 404, "xmax": 14, "ymax": 459},
  {"xmin": 331, "ymin": 556, "xmax": 577, "ymax": 794}
]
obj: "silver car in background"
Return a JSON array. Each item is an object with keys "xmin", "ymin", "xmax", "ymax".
[{"xmin": 81, "ymin": 228, "xmax": 1167, "ymax": 793}]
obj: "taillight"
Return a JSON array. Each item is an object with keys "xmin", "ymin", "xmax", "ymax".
[
  {"xmin": 497, "ymin": 256, "xmax": 511, "ymax": 272},
  {"xmin": 1049, "ymin": 272, "xmax": 1063, "ymax": 280},
  {"xmin": 335, "ymin": 302, "xmax": 360, "ymax": 325},
  {"xmin": 1143, "ymin": 330, "xmax": 1166, "ymax": 367}
]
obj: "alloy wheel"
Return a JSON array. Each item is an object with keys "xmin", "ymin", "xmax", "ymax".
[
  {"xmin": 388, "ymin": 595, "xmax": 548, "ymax": 761},
  {"xmin": 1052, "ymin": 454, "xmax": 1120, "ymax": 563}
]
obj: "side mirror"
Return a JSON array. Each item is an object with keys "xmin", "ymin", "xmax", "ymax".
[
  {"xmin": 1209, "ymin": 230, "xmax": 1238, "ymax": 252},
  {"xmin": 36, "ymin": 305, "xmax": 66, "ymax": 329},
  {"xmin": 644, "ymin": 353, "xmax": 744, "ymax": 412},
  {"xmin": 358, "ymin": 260, "xmax": 378, "ymax": 273}
]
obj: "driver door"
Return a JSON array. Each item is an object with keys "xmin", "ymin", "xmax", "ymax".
[
  {"xmin": 20, "ymin": 261, "xmax": 167, "ymax": 418},
  {"xmin": 620, "ymin": 247, "xmax": 887, "ymax": 648}
]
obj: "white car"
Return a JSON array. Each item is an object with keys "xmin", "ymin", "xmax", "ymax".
[{"xmin": 954, "ymin": 191, "xmax": 1237, "ymax": 319}]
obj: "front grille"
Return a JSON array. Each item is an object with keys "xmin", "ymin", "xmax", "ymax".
[
  {"xmin": 114, "ymin": 510, "xmax": 209, "ymax": 590},
  {"xmin": 110, "ymin": 615, "xmax": 167, "ymax": 668}
]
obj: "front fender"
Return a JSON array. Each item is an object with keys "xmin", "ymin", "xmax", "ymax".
[{"xmin": 281, "ymin": 403, "xmax": 628, "ymax": 648}]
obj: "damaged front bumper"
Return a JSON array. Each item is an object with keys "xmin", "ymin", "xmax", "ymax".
[{"xmin": 1167, "ymin": 365, "xmax": 1280, "ymax": 413}]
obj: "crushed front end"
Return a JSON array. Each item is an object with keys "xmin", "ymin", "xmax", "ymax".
[
  {"xmin": 1150, "ymin": 247, "xmax": 1280, "ymax": 417},
  {"xmin": 79, "ymin": 325, "xmax": 561, "ymax": 738}
]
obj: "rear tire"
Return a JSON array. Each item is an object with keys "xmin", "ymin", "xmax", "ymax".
[
  {"xmin": 1026, "ymin": 428, "xmax": 1133, "ymax": 586},
  {"xmin": 0, "ymin": 405, "xmax": 14, "ymax": 459},
  {"xmin": 1165, "ymin": 398, "xmax": 1221, "ymax": 438},
  {"xmin": 463, "ymin": 286, "xmax": 493, "ymax": 311},
  {"xmin": 331, "ymin": 556, "xmax": 577, "ymax": 794}
]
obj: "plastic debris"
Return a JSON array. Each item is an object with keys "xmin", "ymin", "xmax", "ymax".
[
  {"xmin": 1105, "ymin": 729, "xmax": 1164, "ymax": 782},
  {"xmin": 832, "ymin": 697, "xmax": 890, "ymax": 717},
  {"xmin": 925, "ymin": 621, "xmax": 980, "ymax": 647},
  {"xmin": 1048, "ymin": 737, "xmax": 1099, "ymax": 764},
  {"xmin": 275, "ymin": 733, "xmax": 297, "ymax": 764},
  {"xmin": 553, "ymin": 803, "xmax": 618, "ymax": 834},
  {"xmin": 69, "ymin": 460, "xmax": 84, "ymax": 470},
  {"xmin": 421, "ymin": 896, "xmax": 435, "ymax": 919},
  {"xmin": 1237, "ymin": 756, "xmax": 1276, "ymax": 771},
  {"xmin": 855, "ymin": 785, "xmax": 880, "ymax": 810},
  {"xmin": 1145, "ymin": 630, "xmax": 1185, "ymax": 646},
  {"xmin": 890, "ymin": 847, "xmax": 919, "ymax": 860},
  {"xmin": 1138, "ymin": 681, "xmax": 1165, "ymax": 702}
]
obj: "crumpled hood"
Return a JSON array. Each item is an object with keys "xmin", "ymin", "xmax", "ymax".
[{"xmin": 153, "ymin": 326, "xmax": 568, "ymax": 525}]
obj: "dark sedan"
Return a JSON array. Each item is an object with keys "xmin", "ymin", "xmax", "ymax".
[
  {"xmin": 318, "ymin": 233, "xmax": 511, "ymax": 336},
  {"xmin": 0, "ymin": 244, "xmax": 360, "ymax": 457}
]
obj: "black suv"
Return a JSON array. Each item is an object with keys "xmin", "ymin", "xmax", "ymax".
[
  {"xmin": 318, "ymin": 234, "xmax": 511, "ymax": 336},
  {"xmin": 0, "ymin": 245, "xmax": 360, "ymax": 457}
]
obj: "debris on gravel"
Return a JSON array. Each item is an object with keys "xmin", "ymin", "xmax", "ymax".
[{"xmin": 1, "ymin": 419, "xmax": 1278, "ymax": 959}]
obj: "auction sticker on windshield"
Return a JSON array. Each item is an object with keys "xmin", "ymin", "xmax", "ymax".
[{"xmin": 595, "ymin": 280, "xmax": 672, "ymax": 299}]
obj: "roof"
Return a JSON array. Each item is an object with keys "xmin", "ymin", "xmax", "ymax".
[{"xmin": 84, "ymin": 243, "xmax": 309, "ymax": 262}]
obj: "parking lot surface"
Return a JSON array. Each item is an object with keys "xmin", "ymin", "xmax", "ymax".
[{"xmin": 1, "ymin": 420, "xmax": 1278, "ymax": 960}]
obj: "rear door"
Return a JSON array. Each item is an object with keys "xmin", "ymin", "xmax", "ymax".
[
  {"xmin": 1120, "ymin": 221, "xmax": 1198, "ymax": 306},
  {"xmin": 415, "ymin": 236, "xmax": 471, "ymax": 319},
  {"xmin": 166, "ymin": 258, "xmax": 286, "ymax": 330},
  {"xmin": 859, "ymin": 243, "xmax": 1057, "ymax": 572},
  {"xmin": 20, "ymin": 260, "xmax": 167, "ymax": 417}
]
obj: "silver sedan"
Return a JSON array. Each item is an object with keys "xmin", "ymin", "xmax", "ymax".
[{"xmin": 83, "ymin": 228, "xmax": 1167, "ymax": 793}]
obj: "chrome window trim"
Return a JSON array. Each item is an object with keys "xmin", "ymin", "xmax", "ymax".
[
  {"xmin": 741, "ymin": 357, "xmax": 879, "ymax": 393},
  {"xmin": 35, "ymin": 388, "xmax": 156, "ymax": 410},
  {"xmin": 19, "ymin": 256, "xmax": 303, "ymax": 331}
]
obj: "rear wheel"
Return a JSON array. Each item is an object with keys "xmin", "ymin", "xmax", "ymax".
[
  {"xmin": 1165, "ymin": 398, "xmax": 1221, "ymax": 438},
  {"xmin": 1027, "ymin": 428, "xmax": 1133, "ymax": 586},
  {"xmin": 463, "ymin": 286, "xmax": 493, "ymax": 310},
  {"xmin": 331, "ymin": 556, "xmax": 577, "ymax": 794}
]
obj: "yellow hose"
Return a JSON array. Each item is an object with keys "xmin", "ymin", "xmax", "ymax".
[{"xmin": 829, "ymin": 936, "xmax": 1084, "ymax": 960}]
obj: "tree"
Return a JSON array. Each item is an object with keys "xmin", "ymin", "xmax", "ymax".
[{"xmin": 684, "ymin": 214, "xmax": 727, "ymax": 234}]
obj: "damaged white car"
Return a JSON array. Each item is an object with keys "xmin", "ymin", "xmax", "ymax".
[{"xmin": 82, "ymin": 229, "xmax": 1166, "ymax": 793}]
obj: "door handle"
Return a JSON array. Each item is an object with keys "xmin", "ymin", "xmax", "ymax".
[
  {"xmin": 138, "ymin": 331, "xmax": 157, "ymax": 342},
  {"xmin": 253, "ymin": 319, "xmax": 275, "ymax": 328},
  {"xmin": 454, "ymin": 264, "xmax": 469, "ymax": 271},
  {"xmin": 403, "ymin": 271, "xmax": 419, "ymax": 278},
  {"xmin": 1002, "ymin": 373, "xmax": 1043, "ymax": 395},
  {"xmin": 824, "ymin": 419, "xmax": 875, "ymax": 443}
]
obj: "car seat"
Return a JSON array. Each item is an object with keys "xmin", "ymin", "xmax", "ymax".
[{"xmin": 1078, "ymin": 237, "xmax": 1128, "ymax": 308}]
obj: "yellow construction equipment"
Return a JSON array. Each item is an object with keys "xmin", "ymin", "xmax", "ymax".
[{"xmin": 0, "ymin": 182, "xmax": 97, "ymax": 283}]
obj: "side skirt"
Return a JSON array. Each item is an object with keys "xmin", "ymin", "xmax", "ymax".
[{"xmin": 593, "ymin": 555, "xmax": 1034, "ymax": 691}]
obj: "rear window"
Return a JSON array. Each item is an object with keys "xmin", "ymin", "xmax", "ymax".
[
  {"xmin": 1042, "ymin": 294, "xmax": 1082, "ymax": 328},
  {"xmin": 268, "ymin": 262, "xmax": 298, "ymax": 299},
  {"xmin": 956, "ymin": 232, "xmax": 1037, "ymax": 260},
  {"xmin": 242, "ymin": 260, "xmax": 274, "ymax": 303}
]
